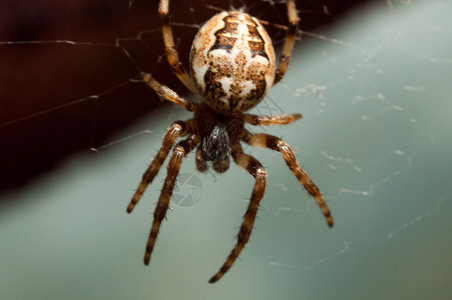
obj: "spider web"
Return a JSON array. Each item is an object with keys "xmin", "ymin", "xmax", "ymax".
[{"xmin": 1, "ymin": 0, "xmax": 451, "ymax": 299}]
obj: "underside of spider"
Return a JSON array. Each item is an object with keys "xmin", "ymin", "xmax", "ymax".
[{"xmin": 126, "ymin": 0, "xmax": 333, "ymax": 283}]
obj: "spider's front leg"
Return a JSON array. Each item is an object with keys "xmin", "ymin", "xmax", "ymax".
[
  {"xmin": 242, "ymin": 130, "xmax": 333, "ymax": 227},
  {"xmin": 144, "ymin": 134, "xmax": 199, "ymax": 265},
  {"xmin": 209, "ymin": 144, "xmax": 266, "ymax": 283},
  {"xmin": 127, "ymin": 120, "xmax": 192, "ymax": 213}
]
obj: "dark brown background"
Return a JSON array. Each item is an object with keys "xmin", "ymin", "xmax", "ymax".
[{"xmin": 0, "ymin": 0, "xmax": 382, "ymax": 194}]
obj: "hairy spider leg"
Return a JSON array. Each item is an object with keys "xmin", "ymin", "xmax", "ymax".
[
  {"xmin": 243, "ymin": 112, "xmax": 302, "ymax": 126},
  {"xmin": 159, "ymin": 0, "xmax": 197, "ymax": 93},
  {"xmin": 209, "ymin": 143, "xmax": 267, "ymax": 283},
  {"xmin": 130, "ymin": 61, "xmax": 198, "ymax": 213},
  {"xmin": 241, "ymin": 130, "xmax": 333, "ymax": 227},
  {"xmin": 144, "ymin": 135, "xmax": 199, "ymax": 265},
  {"xmin": 274, "ymin": 0, "xmax": 300, "ymax": 85},
  {"xmin": 141, "ymin": 73, "xmax": 197, "ymax": 112},
  {"xmin": 127, "ymin": 120, "xmax": 192, "ymax": 213}
]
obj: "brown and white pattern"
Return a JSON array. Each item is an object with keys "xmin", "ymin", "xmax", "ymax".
[
  {"xmin": 127, "ymin": 0, "xmax": 334, "ymax": 284},
  {"xmin": 190, "ymin": 11, "xmax": 275, "ymax": 113}
]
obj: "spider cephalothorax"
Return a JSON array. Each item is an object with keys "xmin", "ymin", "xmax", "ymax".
[
  {"xmin": 127, "ymin": 0, "xmax": 334, "ymax": 283},
  {"xmin": 194, "ymin": 103, "xmax": 244, "ymax": 172}
]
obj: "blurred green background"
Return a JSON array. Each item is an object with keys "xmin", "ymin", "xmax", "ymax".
[{"xmin": 1, "ymin": 1, "xmax": 451, "ymax": 299}]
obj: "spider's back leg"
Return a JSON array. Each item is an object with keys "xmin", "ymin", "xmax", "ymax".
[
  {"xmin": 243, "ymin": 113, "xmax": 302, "ymax": 126},
  {"xmin": 141, "ymin": 73, "xmax": 197, "ymax": 112},
  {"xmin": 274, "ymin": 0, "xmax": 299, "ymax": 85},
  {"xmin": 159, "ymin": 0, "xmax": 197, "ymax": 93}
]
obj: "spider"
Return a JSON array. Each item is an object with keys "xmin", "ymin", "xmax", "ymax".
[{"xmin": 127, "ymin": 0, "xmax": 333, "ymax": 283}]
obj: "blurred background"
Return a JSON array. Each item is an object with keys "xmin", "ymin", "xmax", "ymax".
[{"xmin": 1, "ymin": 0, "xmax": 451, "ymax": 299}]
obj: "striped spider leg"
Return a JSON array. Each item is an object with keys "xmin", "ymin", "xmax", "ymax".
[
  {"xmin": 126, "ymin": 74, "xmax": 199, "ymax": 265},
  {"xmin": 241, "ymin": 127, "xmax": 334, "ymax": 227}
]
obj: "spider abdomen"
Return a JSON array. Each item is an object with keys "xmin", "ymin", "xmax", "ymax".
[{"xmin": 190, "ymin": 11, "xmax": 276, "ymax": 114}]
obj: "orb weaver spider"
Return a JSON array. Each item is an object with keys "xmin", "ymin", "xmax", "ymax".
[{"xmin": 127, "ymin": 0, "xmax": 333, "ymax": 283}]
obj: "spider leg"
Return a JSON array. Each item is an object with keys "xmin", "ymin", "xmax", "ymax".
[
  {"xmin": 144, "ymin": 134, "xmax": 199, "ymax": 265},
  {"xmin": 127, "ymin": 120, "xmax": 193, "ymax": 213},
  {"xmin": 209, "ymin": 143, "xmax": 266, "ymax": 283},
  {"xmin": 141, "ymin": 73, "xmax": 197, "ymax": 112},
  {"xmin": 242, "ymin": 130, "xmax": 333, "ymax": 227},
  {"xmin": 159, "ymin": 0, "xmax": 198, "ymax": 93},
  {"xmin": 243, "ymin": 113, "xmax": 302, "ymax": 126},
  {"xmin": 273, "ymin": 0, "xmax": 299, "ymax": 85}
]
